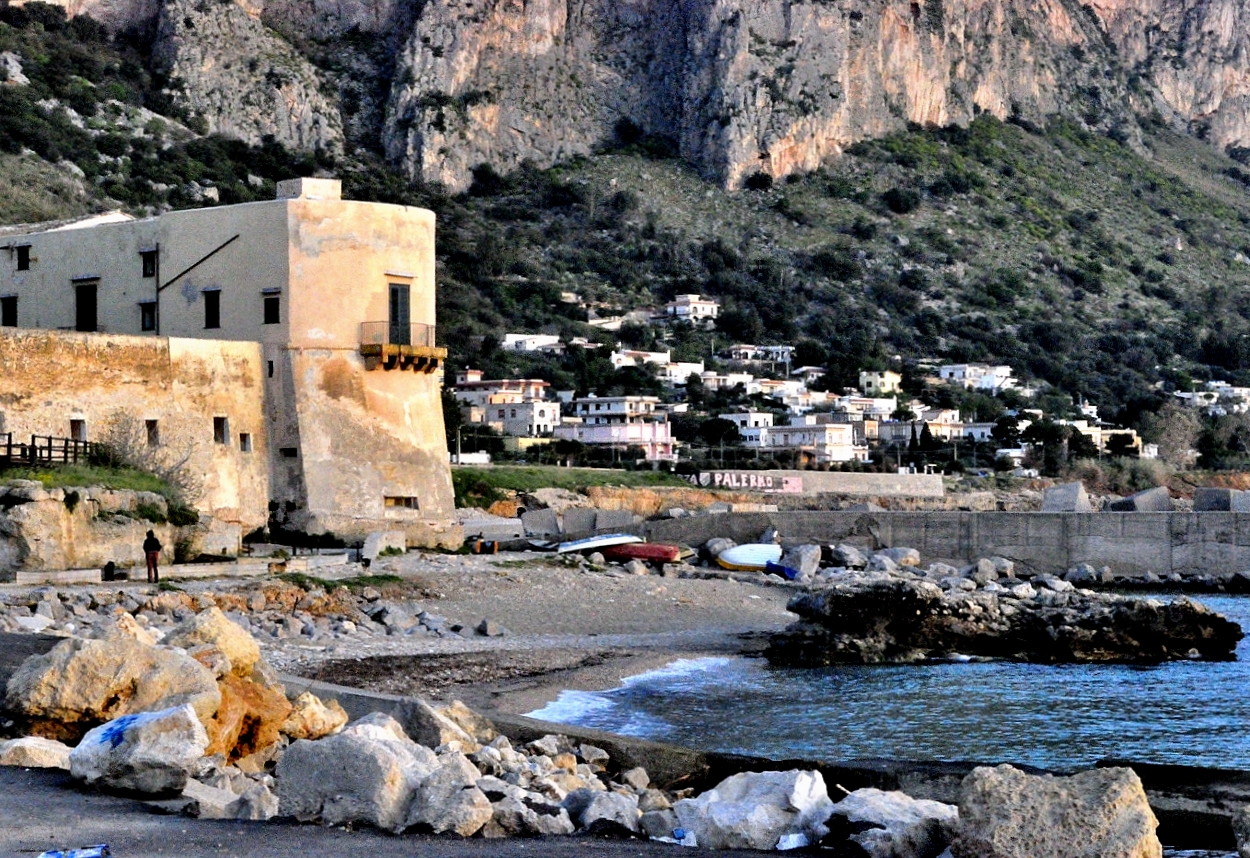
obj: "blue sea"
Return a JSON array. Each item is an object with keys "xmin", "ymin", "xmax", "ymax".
[{"xmin": 528, "ymin": 594, "xmax": 1250, "ymax": 772}]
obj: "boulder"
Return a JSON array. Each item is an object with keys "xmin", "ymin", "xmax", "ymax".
[
  {"xmin": 781, "ymin": 545, "xmax": 823, "ymax": 581},
  {"xmin": 1065, "ymin": 564, "xmax": 1099, "ymax": 585},
  {"xmin": 0, "ymin": 735, "xmax": 72, "ymax": 769},
  {"xmin": 275, "ymin": 713, "xmax": 438, "ymax": 831},
  {"xmin": 704, "ymin": 537, "xmax": 736, "ymax": 558},
  {"xmin": 396, "ymin": 698, "xmax": 480, "ymax": 751},
  {"xmin": 439, "ymin": 700, "xmax": 498, "ymax": 745},
  {"xmin": 965, "ymin": 558, "xmax": 998, "ymax": 585},
  {"xmin": 203, "ymin": 673, "xmax": 293, "ymax": 761},
  {"xmin": 163, "ymin": 607, "xmax": 260, "ymax": 677},
  {"xmin": 951, "ymin": 764, "xmax": 1160, "ymax": 858},
  {"xmin": 1108, "ymin": 487, "xmax": 1173, "ymax": 513},
  {"xmin": 489, "ymin": 795, "xmax": 576, "ymax": 836},
  {"xmin": 674, "ymin": 769, "xmax": 834, "ymax": 850},
  {"xmin": 231, "ymin": 780, "xmax": 280, "ymax": 820},
  {"xmin": 562, "ymin": 787, "xmax": 640, "ymax": 832},
  {"xmin": 5, "ymin": 628, "xmax": 221, "ymax": 741},
  {"xmin": 878, "ymin": 547, "xmax": 921, "ymax": 567},
  {"xmin": 1041, "ymin": 482, "xmax": 1092, "ymax": 512},
  {"xmin": 280, "ymin": 691, "xmax": 348, "ymax": 741},
  {"xmin": 69, "ymin": 704, "xmax": 209, "ymax": 795},
  {"xmin": 1232, "ymin": 804, "xmax": 1250, "ymax": 858},
  {"xmin": 405, "ymin": 751, "xmax": 493, "ymax": 836},
  {"xmin": 832, "ymin": 544, "xmax": 869, "ymax": 569},
  {"xmin": 828, "ymin": 788, "xmax": 958, "ymax": 857}
]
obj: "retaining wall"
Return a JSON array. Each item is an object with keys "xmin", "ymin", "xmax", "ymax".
[
  {"xmin": 643, "ymin": 511, "xmax": 1250, "ymax": 577},
  {"xmin": 681, "ymin": 470, "xmax": 944, "ymax": 497}
]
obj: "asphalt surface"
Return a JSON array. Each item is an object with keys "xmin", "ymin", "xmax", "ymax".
[{"xmin": 0, "ymin": 768, "xmax": 760, "ymax": 858}]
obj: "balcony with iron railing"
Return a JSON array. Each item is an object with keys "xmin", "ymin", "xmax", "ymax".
[{"xmin": 359, "ymin": 322, "xmax": 446, "ymax": 372}]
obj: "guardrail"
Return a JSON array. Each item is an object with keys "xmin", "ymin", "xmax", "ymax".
[
  {"xmin": 1, "ymin": 432, "xmax": 100, "ymax": 466},
  {"xmin": 359, "ymin": 321, "xmax": 436, "ymax": 348}
]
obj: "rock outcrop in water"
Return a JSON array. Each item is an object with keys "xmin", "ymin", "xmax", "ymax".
[{"xmin": 767, "ymin": 565, "xmax": 1243, "ymax": 666}]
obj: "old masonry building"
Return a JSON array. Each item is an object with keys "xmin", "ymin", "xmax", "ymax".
[{"xmin": 0, "ymin": 178, "xmax": 459, "ymax": 548}]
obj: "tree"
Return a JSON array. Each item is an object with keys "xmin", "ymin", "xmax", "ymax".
[
  {"xmin": 991, "ymin": 415, "xmax": 1020, "ymax": 448},
  {"xmin": 1105, "ymin": 433, "xmax": 1138, "ymax": 458},
  {"xmin": 698, "ymin": 417, "xmax": 742, "ymax": 449},
  {"xmin": 919, "ymin": 422, "xmax": 940, "ymax": 452},
  {"xmin": 1139, "ymin": 402, "xmax": 1201, "ymax": 466}
]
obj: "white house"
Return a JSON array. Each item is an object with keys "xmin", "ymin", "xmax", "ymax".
[
  {"xmin": 721, "ymin": 411, "xmax": 775, "ymax": 430},
  {"xmin": 662, "ymin": 294, "xmax": 720, "ymax": 323},
  {"xmin": 502, "ymin": 333, "xmax": 562, "ymax": 352},
  {"xmin": 859, "ymin": 370, "xmax": 902, "ymax": 396},
  {"xmin": 739, "ymin": 422, "xmax": 869, "ymax": 464},
  {"xmin": 939, "ymin": 363, "xmax": 1017, "ymax": 393},
  {"xmin": 554, "ymin": 395, "xmax": 674, "ymax": 461}
]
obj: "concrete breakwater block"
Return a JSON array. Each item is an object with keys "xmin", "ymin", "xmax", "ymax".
[
  {"xmin": 1041, "ymin": 482, "xmax": 1092, "ymax": 512},
  {"xmin": 521, "ymin": 508, "xmax": 560, "ymax": 537},
  {"xmin": 561, "ymin": 507, "xmax": 597, "ymax": 538},
  {"xmin": 362, "ymin": 531, "xmax": 405, "ymax": 561},
  {"xmin": 595, "ymin": 509, "xmax": 636, "ymax": 532},
  {"xmin": 1193, "ymin": 487, "xmax": 1249, "ymax": 512},
  {"xmin": 1108, "ymin": 486, "xmax": 1173, "ymax": 512}
]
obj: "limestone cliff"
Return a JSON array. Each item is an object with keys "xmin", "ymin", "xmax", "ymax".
[
  {"xmin": 1088, "ymin": 0, "xmax": 1250, "ymax": 151},
  {"xmin": 151, "ymin": 0, "xmax": 344, "ymax": 155},
  {"xmin": 385, "ymin": 0, "xmax": 1134, "ymax": 190}
]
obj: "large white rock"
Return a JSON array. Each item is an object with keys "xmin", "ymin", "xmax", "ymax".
[
  {"xmin": 280, "ymin": 691, "xmax": 348, "ymax": 740},
  {"xmin": 275, "ymin": 713, "xmax": 438, "ymax": 832},
  {"xmin": 951, "ymin": 764, "xmax": 1161, "ymax": 858},
  {"xmin": 163, "ymin": 607, "xmax": 261, "ymax": 677},
  {"xmin": 405, "ymin": 751, "xmax": 492, "ymax": 836},
  {"xmin": 562, "ymin": 787, "xmax": 641, "ymax": 831},
  {"xmin": 69, "ymin": 704, "xmax": 209, "ymax": 795},
  {"xmin": 830, "ymin": 788, "xmax": 958, "ymax": 857},
  {"xmin": 674, "ymin": 769, "xmax": 834, "ymax": 850},
  {"xmin": 5, "ymin": 626, "xmax": 220, "ymax": 735},
  {"xmin": 0, "ymin": 736, "xmax": 72, "ymax": 769}
]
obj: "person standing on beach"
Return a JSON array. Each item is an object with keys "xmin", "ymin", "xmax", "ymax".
[{"xmin": 143, "ymin": 530, "xmax": 162, "ymax": 583}]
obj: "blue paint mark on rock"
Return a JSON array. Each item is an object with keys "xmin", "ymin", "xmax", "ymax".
[{"xmin": 97, "ymin": 715, "xmax": 139, "ymax": 749}]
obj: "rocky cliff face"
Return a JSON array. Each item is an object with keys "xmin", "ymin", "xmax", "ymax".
[
  {"xmin": 1089, "ymin": 0, "xmax": 1250, "ymax": 151},
  {"xmin": 16, "ymin": 0, "xmax": 1250, "ymax": 187},
  {"xmin": 151, "ymin": 0, "xmax": 343, "ymax": 155},
  {"xmin": 385, "ymin": 0, "xmax": 1136, "ymax": 190}
]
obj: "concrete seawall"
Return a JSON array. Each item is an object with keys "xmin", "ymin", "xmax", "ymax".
[{"xmin": 644, "ymin": 511, "xmax": 1250, "ymax": 578}]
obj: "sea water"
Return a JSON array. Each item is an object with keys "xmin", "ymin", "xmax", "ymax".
[{"xmin": 528, "ymin": 594, "xmax": 1250, "ymax": 771}]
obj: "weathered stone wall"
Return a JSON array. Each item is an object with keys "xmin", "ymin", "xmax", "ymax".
[
  {"xmin": 643, "ymin": 510, "xmax": 1250, "ymax": 578},
  {"xmin": 0, "ymin": 329, "xmax": 268, "ymax": 531}
]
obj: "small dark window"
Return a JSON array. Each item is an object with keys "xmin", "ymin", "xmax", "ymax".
[
  {"xmin": 279, "ymin": 446, "xmax": 298, "ymax": 458},
  {"xmin": 384, "ymin": 496, "xmax": 419, "ymax": 510},
  {"xmin": 267, "ymin": 360, "xmax": 274, "ymax": 378},
  {"xmin": 213, "ymin": 416, "xmax": 229, "ymax": 445},
  {"xmin": 1, "ymin": 296, "xmax": 15, "ymax": 327},
  {"xmin": 16, "ymin": 246, "xmax": 30, "ymax": 271},
  {"xmin": 239, "ymin": 432, "xmax": 252, "ymax": 453},
  {"xmin": 145, "ymin": 419, "xmax": 160, "ymax": 447},
  {"xmin": 69, "ymin": 419, "xmax": 86, "ymax": 442},
  {"xmin": 263, "ymin": 294, "xmax": 280, "ymax": 325},
  {"xmin": 204, "ymin": 290, "xmax": 221, "ymax": 329},
  {"xmin": 140, "ymin": 250, "xmax": 158, "ymax": 278},
  {"xmin": 139, "ymin": 301, "xmax": 156, "ymax": 332}
]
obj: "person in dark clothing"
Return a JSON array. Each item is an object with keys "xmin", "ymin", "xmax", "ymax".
[{"xmin": 143, "ymin": 530, "xmax": 162, "ymax": 583}]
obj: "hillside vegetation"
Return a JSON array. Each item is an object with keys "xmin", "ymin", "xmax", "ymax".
[{"xmin": 7, "ymin": 3, "xmax": 1250, "ymax": 440}]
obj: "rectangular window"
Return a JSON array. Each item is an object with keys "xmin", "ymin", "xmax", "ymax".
[
  {"xmin": 204, "ymin": 290, "xmax": 221, "ymax": 329},
  {"xmin": 279, "ymin": 446, "xmax": 298, "ymax": 458},
  {"xmin": 75, "ymin": 282, "xmax": 97, "ymax": 332},
  {"xmin": 139, "ymin": 301, "xmax": 156, "ymax": 332},
  {"xmin": 263, "ymin": 294, "xmax": 280, "ymax": 325},
  {"xmin": 69, "ymin": 419, "xmax": 86, "ymax": 442},
  {"xmin": 384, "ymin": 496, "xmax": 420, "ymax": 510},
  {"xmin": 145, "ymin": 420, "xmax": 160, "ymax": 447},
  {"xmin": 267, "ymin": 360, "xmax": 274, "ymax": 378},
  {"xmin": 1, "ymin": 296, "xmax": 15, "ymax": 327},
  {"xmin": 239, "ymin": 432, "xmax": 252, "ymax": 453},
  {"xmin": 16, "ymin": 246, "xmax": 30, "ymax": 271},
  {"xmin": 140, "ymin": 250, "xmax": 158, "ymax": 278},
  {"xmin": 213, "ymin": 416, "xmax": 229, "ymax": 445}
]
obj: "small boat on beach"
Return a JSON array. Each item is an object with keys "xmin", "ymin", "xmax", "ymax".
[
  {"xmin": 553, "ymin": 533, "xmax": 644, "ymax": 554},
  {"xmin": 601, "ymin": 542, "xmax": 683, "ymax": 564},
  {"xmin": 716, "ymin": 543, "xmax": 783, "ymax": 571}
]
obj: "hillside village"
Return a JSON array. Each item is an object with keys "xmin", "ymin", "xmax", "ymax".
[{"xmin": 448, "ymin": 292, "xmax": 1155, "ymax": 475}]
